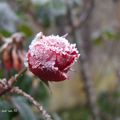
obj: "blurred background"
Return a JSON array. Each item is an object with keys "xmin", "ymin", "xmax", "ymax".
[{"xmin": 0, "ymin": 0, "xmax": 120, "ymax": 120}]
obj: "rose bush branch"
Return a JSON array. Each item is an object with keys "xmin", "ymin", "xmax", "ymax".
[
  {"xmin": 0, "ymin": 67, "xmax": 27, "ymax": 96},
  {"xmin": 11, "ymin": 87, "xmax": 52, "ymax": 120},
  {"xmin": 0, "ymin": 67, "xmax": 53, "ymax": 120},
  {"xmin": 66, "ymin": 0, "xmax": 94, "ymax": 30},
  {"xmin": 8, "ymin": 67, "xmax": 27, "ymax": 86}
]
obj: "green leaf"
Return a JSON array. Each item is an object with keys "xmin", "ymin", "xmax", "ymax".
[
  {"xmin": 15, "ymin": 74, "xmax": 32, "ymax": 94},
  {"xmin": 0, "ymin": 30, "xmax": 11, "ymax": 37},
  {"xmin": 103, "ymin": 31, "xmax": 120, "ymax": 41},
  {"xmin": 0, "ymin": 112, "xmax": 9, "ymax": 120},
  {"xmin": 18, "ymin": 24, "xmax": 33, "ymax": 37},
  {"xmin": 31, "ymin": 81, "xmax": 49, "ymax": 105},
  {"xmin": 36, "ymin": 6, "xmax": 51, "ymax": 28},
  {"xmin": 11, "ymin": 96, "xmax": 37, "ymax": 120}
]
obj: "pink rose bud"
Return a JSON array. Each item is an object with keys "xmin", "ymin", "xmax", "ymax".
[{"xmin": 27, "ymin": 32, "xmax": 79, "ymax": 82}]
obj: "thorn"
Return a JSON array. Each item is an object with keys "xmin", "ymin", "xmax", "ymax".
[
  {"xmin": 62, "ymin": 33, "xmax": 68, "ymax": 38},
  {"xmin": 69, "ymin": 68, "xmax": 76, "ymax": 72}
]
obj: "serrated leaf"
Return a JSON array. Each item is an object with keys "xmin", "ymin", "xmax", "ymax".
[{"xmin": 11, "ymin": 96, "xmax": 37, "ymax": 120}]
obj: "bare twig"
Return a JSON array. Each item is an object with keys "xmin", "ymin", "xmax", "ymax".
[
  {"xmin": 0, "ymin": 84, "xmax": 11, "ymax": 96},
  {"xmin": 8, "ymin": 67, "xmax": 27, "ymax": 86},
  {"xmin": 11, "ymin": 87, "xmax": 52, "ymax": 120},
  {"xmin": 0, "ymin": 67, "xmax": 53, "ymax": 120},
  {"xmin": 66, "ymin": 0, "xmax": 100, "ymax": 120},
  {"xmin": 0, "ymin": 67, "xmax": 27, "ymax": 96},
  {"xmin": 0, "ymin": 78, "xmax": 10, "ymax": 96},
  {"xmin": 66, "ymin": 0, "xmax": 94, "ymax": 30},
  {"xmin": 76, "ymin": 0, "xmax": 94, "ymax": 28}
]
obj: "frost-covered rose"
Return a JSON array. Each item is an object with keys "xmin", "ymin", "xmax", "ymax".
[{"xmin": 27, "ymin": 32, "xmax": 79, "ymax": 82}]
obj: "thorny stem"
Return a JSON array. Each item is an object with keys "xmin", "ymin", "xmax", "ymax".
[
  {"xmin": 0, "ymin": 67, "xmax": 27, "ymax": 96},
  {"xmin": 0, "ymin": 67, "xmax": 53, "ymax": 120},
  {"xmin": 11, "ymin": 87, "xmax": 52, "ymax": 120},
  {"xmin": 8, "ymin": 67, "xmax": 27, "ymax": 86}
]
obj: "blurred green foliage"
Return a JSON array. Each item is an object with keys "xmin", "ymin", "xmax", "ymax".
[
  {"xmin": 11, "ymin": 96, "xmax": 37, "ymax": 120},
  {"xmin": 0, "ymin": 30, "xmax": 12, "ymax": 37},
  {"xmin": 58, "ymin": 107, "xmax": 90, "ymax": 120},
  {"xmin": 93, "ymin": 30, "xmax": 120, "ymax": 45},
  {"xmin": 18, "ymin": 24, "xmax": 33, "ymax": 37},
  {"xmin": 0, "ymin": 69, "xmax": 3, "ymax": 78}
]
